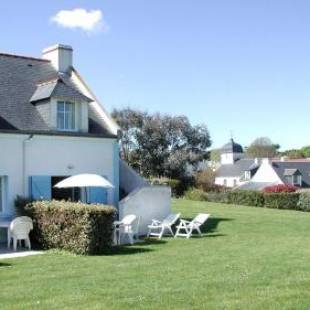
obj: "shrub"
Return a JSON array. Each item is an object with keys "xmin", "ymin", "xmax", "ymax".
[
  {"xmin": 264, "ymin": 184, "xmax": 297, "ymax": 193},
  {"xmin": 297, "ymin": 192, "xmax": 310, "ymax": 212},
  {"xmin": 184, "ymin": 188, "xmax": 208, "ymax": 201},
  {"xmin": 195, "ymin": 170, "xmax": 227, "ymax": 192},
  {"xmin": 151, "ymin": 177, "xmax": 194, "ymax": 197},
  {"xmin": 228, "ymin": 190, "xmax": 265, "ymax": 207},
  {"xmin": 206, "ymin": 191, "xmax": 230, "ymax": 204},
  {"xmin": 14, "ymin": 195, "xmax": 33, "ymax": 216},
  {"xmin": 264, "ymin": 193, "xmax": 300, "ymax": 209},
  {"xmin": 26, "ymin": 200, "xmax": 116, "ymax": 255}
]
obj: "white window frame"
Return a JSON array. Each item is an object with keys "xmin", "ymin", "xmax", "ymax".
[{"xmin": 57, "ymin": 101, "xmax": 76, "ymax": 131}]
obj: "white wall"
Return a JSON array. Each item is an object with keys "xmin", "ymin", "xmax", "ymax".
[
  {"xmin": 215, "ymin": 176, "xmax": 241, "ymax": 188},
  {"xmin": 251, "ymin": 159, "xmax": 283, "ymax": 183},
  {"xmin": 220, "ymin": 152, "xmax": 243, "ymax": 164},
  {"xmin": 0, "ymin": 133, "xmax": 118, "ymax": 217},
  {"xmin": 119, "ymin": 186, "xmax": 171, "ymax": 236}
]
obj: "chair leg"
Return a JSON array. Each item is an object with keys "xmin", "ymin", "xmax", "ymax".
[
  {"xmin": 168, "ymin": 226, "xmax": 174, "ymax": 236},
  {"xmin": 26, "ymin": 237, "xmax": 31, "ymax": 250},
  {"xmin": 196, "ymin": 227, "xmax": 202, "ymax": 236},
  {"xmin": 13, "ymin": 238, "xmax": 17, "ymax": 251},
  {"xmin": 128, "ymin": 233, "xmax": 134, "ymax": 245},
  {"xmin": 158, "ymin": 227, "xmax": 165, "ymax": 239}
]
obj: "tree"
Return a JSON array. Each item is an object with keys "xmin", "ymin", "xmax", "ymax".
[
  {"xmin": 301, "ymin": 146, "xmax": 310, "ymax": 158},
  {"xmin": 112, "ymin": 108, "xmax": 212, "ymax": 178},
  {"xmin": 245, "ymin": 137, "xmax": 280, "ymax": 158}
]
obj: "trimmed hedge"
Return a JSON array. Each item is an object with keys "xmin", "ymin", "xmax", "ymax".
[
  {"xmin": 26, "ymin": 200, "xmax": 116, "ymax": 255},
  {"xmin": 297, "ymin": 192, "xmax": 310, "ymax": 212},
  {"xmin": 228, "ymin": 190, "xmax": 265, "ymax": 207},
  {"xmin": 184, "ymin": 188, "xmax": 306, "ymax": 212},
  {"xmin": 264, "ymin": 193, "xmax": 300, "ymax": 210}
]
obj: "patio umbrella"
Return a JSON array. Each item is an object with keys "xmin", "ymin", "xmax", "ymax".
[{"xmin": 54, "ymin": 174, "xmax": 114, "ymax": 203}]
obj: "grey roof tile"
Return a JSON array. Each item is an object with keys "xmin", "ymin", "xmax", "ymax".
[{"xmin": 0, "ymin": 53, "xmax": 113, "ymax": 137}]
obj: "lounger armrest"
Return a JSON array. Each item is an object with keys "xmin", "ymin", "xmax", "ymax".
[{"xmin": 151, "ymin": 219, "xmax": 162, "ymax": 225}]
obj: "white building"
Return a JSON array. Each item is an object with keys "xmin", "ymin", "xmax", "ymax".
[
  {"xmin": 215, "ymin": 139, "xmax": 260, "ymax": 188},
  {"xmin": 0, "ymin": 44, "xmax": 171, "ymax": 235}
]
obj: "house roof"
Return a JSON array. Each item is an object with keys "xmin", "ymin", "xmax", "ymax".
[
  {"xmin": 272, "ymin": 161, "xmax": 310, "ymax": 187},
  {"xmin": 216, "ymin": 158, "xmax": 260, "ymax": 178},
  {"xmin": 0, "ymin": 52, "xmax": 115, "ymax": 138},
  {"xmin": 236, "ymin": 181, "xmax": 276, "ymax": 191},
  {"xmin": 30, "ymin": 78, "xmax": 93, "ymax": 103},
  {"xmin": 221, "ymin": 139, "xmax": 243, "ymax": 153}
]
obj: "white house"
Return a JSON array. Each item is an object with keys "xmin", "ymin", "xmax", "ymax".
[
  {"xmin": 237, "ymin": 158, "xmax": 310, "ymax": 190},
  {"xmin": 215, "ymin": 139, "xmax": 261, "ymax": 187},
  {"xmin": 0, "ymin": 44, "xmax": 171, "ymax": 236}
]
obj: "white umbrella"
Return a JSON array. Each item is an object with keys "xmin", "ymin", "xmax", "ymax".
[
  {"xmin": 54, "ymin": 174, "xmax": 114, "ymax": 203},
  {"xmin": 54, "ymin": 174, "xmax": 114, "ymax": 189}
]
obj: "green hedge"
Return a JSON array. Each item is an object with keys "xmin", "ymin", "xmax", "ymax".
[
  {"xmin": 26, "ymin": 200, "xmax": 116, "ymax": 255},
  {"xmin": 184, "ymin": 188, "xmax": 208, "ymax": 201},
  {"xmin": 228, "ymin": 190, "xmax": 265, "ymax": 207},
  {"xmin": 184, "ymin": 189, "xmax": 305, "ymax": 212},
  {"xmin": 298, "ymin": 192, "xmax": 310, "ymax": 212},
  {"xmin": 264, "ymin": 193, "xmax": 300, "ymax": 210}
]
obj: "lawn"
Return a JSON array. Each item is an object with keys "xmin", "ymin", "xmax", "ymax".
[{"xmin": 1, "ymin": 199, "xmax": 310, "ymax": 309}]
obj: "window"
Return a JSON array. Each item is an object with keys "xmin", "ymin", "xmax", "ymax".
[
  {"xmin": 57, "ymin": 101, "xmax": 75, "ymax": 130},
  {"xmin": 293, "ymin": 174, "xmax": 302, "ymax": 186},
  {"xmin": 244, "ymin": 171, "xmax": 251, "ymax": 180},
  {"xmin": 233, "ymin": 179, "xmax": 237, "ymax": 187},
  {"xmin": 223, "ymin": 179, "xmax": 227, "ymax": 186}
]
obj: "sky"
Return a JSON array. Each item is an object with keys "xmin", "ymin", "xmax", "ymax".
[{"xmin": 1, "ymin": 0, "xmax": 310, "ymax": 150}]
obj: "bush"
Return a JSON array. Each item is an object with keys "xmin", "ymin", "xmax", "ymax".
[
  {"xmin": 26, "ymin": 200, "xmax": 116, "ymax": 255},
  {"xmin": 206, "ymin": 191, "xmax": 230, "ymax": 204},
  {"xmin": 264, "ymin": 193, "xmax": 300, "ymax": 209},
  {"xmin": 195, "ymin": 170, "xmax": 227, "ymax": 192},
  {"xmin": 264, "ymin": 184, "xmax": 297, "ymax": 193},
  {"xmin": 297, "ymin": 192, "xmax": 310, "ymax": 211},
  {"xmin": 14, "ymin": 195, "xmax": 33, "ymax": 216},
  {"xmin": 151, "ymin": 177, "xmax": 194, "ymax": 197},
  {"xmin": 228, "ymin": 190, "xmax": 265, "ymax": 207},
  {"xmin": 184, "ymin": 188, "xmax": 208, "ymax": 201}
]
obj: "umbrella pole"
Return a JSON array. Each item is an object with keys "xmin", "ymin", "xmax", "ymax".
[{"xmin": 85, "ymin": 187, "xmax": 88, "ymax": 204}]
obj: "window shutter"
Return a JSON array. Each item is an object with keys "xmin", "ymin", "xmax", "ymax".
[
  {"xmin": 30, "ymin": 176, "xmax": 52, "ymax": 200},
  {"xmin": 89, "ymin": 187, "xmax": 107, "ymax": 204}
]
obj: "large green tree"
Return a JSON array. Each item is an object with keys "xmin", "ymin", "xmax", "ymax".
[
  {"xmin": 112, "ymin": 108, "xmax": 212, "ymax": 178},
  {"xmin": 245, "ymin": 137, "xmax": 280, "ymax": 158}
]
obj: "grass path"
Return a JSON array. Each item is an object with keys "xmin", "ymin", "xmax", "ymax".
[{"xmin": 1, "ymin": 200, "xmax": 310, "ymax": 309}]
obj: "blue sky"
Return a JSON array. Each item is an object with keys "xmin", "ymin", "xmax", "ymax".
[{"xmin": 1, "ymin": 0, "xmax": 310, "ymax": 150}]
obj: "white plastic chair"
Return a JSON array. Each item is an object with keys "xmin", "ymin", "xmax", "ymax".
[
  {"xmin": 175, "ymin": 213, "xmax": 210, "ymax": 238},
  {"xmin": 8, "ymin": 216, "xmax": 33, "ymax": 251},
  {"xmin": 114, "ymin": 214, "xmax": 140, "ymax": 245},
  {"xmin": 147, "ymin": 213, "xmax": 181, "ymax": 239}
]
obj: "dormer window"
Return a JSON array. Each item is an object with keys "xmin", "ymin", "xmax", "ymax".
[{"xmin": 57, "ymin": 101, "xmax": 75, "ymax": 131}]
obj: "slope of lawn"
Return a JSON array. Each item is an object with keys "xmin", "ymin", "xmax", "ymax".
[{"xmin": 1, "ymin": 199, "xmax": 310, "ymax": 309}]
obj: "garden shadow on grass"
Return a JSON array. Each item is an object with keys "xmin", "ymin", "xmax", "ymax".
[
  {"xmin": 0, "ymin": 262, "xmax": 12, "ymax": 268},
  {"xmin": 181, "ymin": 216, "xmax": 233, "ymax": 236},
  {"xmin": 103, "ymin": 239, "xmax": 167, "ymax": 256}
]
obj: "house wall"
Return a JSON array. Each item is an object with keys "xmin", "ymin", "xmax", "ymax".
[
  {"xmin": 0, "ymin": 133, "xmax": 119, "ymax": 218},
  {"xmin": 215, "ymin": 176, "xmax": 241, "ymax": 188},
  {"xmin": 220, "ymin": 152, "xmax": 243, "ymax": 164},
  {"xmin": 119, "ymin": 186, "xmax": 171, "ymax": 236},
  {"xmin": 251, "ymin": 160, "xmax": 283, "ymax": 184}
]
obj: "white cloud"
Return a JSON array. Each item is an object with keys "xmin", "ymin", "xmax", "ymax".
[{"xmin": 51, "ymin": 8, "xmax": 108, "ymax": 33}]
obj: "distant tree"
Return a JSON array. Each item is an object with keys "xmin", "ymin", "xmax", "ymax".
[
  {"xmin": 285, "ymin": 149, "xmax": 305, "ymax": 159},
  {"xmin": 301, "ymin": 146, "xmax": 310, "ymax": 158},
  {"xmin": 245, "ymin": 137, "xmax": 280, "ymax": 158},
  {"xmin": 112, "ymin": 108, "xmax": 212, "ymax": 178},
  {"xmin": 210, "ymin": 149, "xmax": 221, "ymax": 163}
]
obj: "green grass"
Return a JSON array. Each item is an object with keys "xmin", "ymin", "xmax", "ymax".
[{"xmin": 1, "ymin": 199, "xmax": 310, "ymax": 309}]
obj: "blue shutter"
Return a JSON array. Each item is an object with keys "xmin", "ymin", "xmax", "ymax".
[
  {"xmin": 89, "ymin": 187, "xmax": 107, "ymax": 204},
  {"xmin": 30, "ymin": 176, "xmax": 51, "ymax": 200}
]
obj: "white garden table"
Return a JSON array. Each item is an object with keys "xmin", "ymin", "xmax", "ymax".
[{"xmin": 0, "ymin": 220, "xmax": 11, "ymax": 248}]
